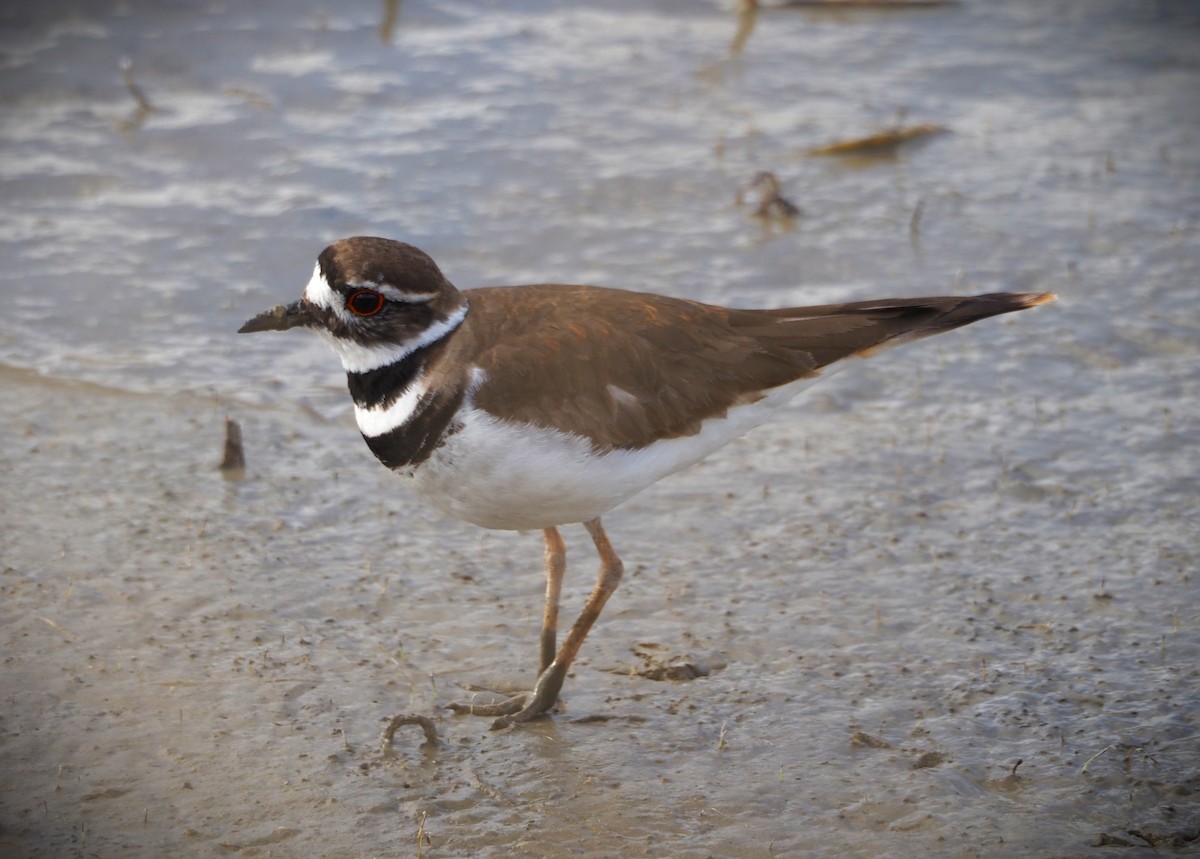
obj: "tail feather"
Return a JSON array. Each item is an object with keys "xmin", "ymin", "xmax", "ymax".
[{"xmin": 751, "ymin": 292, "xmax": 1056, "ymax": 368}]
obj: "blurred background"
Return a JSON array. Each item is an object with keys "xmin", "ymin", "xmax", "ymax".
[
  {"xmin": 1, "ymin": 1, "xmax": 1197, "ymax": 856},
  {"xmin": 1, "ymin": 0, "xmax": 1194, "ymax": 407}
]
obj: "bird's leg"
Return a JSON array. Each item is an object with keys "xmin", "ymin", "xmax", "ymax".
[
  {"xmin": 540, "ymin": 526, "xmax": 566, "ymax": 674},
  {"xmin": 446, "ymin": 527, "xmax": 569, "ymax": 719},
  {"xmin": 447, "ymin": 519, "xmax": 624, "ymax": 725},
  {"xmin": 490, "ymin": 518, "xmax": 624, "ymax": 729}
]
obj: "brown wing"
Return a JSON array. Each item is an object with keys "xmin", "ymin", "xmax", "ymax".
[{"xmin": 450, "ymin": 285, "xmax": 1052, "ymax": 452}]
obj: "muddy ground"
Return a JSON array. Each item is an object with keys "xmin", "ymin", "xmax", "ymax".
[
  {"xmin": 2, "ymin": 1, "xmax": 1198, "ymax": 856},
  {"xmin": 2, "ymin": 345, "xmax": 1197, "ymax": 856}
]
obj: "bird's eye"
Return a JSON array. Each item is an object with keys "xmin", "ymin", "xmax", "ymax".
[{"xmin": 347, "ymin": 289, "xmax": 385, "ymax": 316}]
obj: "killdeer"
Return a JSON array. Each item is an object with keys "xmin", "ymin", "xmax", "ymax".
[{"xmin": 240, "ymin": 236, "xmax": 1054, "ymax": 728}]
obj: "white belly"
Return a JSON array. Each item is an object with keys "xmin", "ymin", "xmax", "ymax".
[{"xmin": 401, "ymin": 374, "xmax": 821, "ymax": 531}]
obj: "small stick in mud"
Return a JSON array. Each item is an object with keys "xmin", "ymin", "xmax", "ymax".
[
  {"xmin": 753, "ymin": 0, "xmax": 958, "ymax": 8},
  {"xmin": 121, "ymin": 57, "xmax": 155, "ymax": 114},
  {"xmin": 416, "ymin": 810, "xmax": 431, "ymax": 857},
  {"xmin": 219, "ymin": 417, "xmax": 246, "ymax": 473},
  {"xmin": 1080, "ymin": 744, "xmax": 1114, "ymax": 774},
  {"xmin": 808, "ymin": 123, "xmax": 948, "ymax": 156},
  {"xmin": 737, "ymin": 171, "xmax": 801, "ymax": 220},
  {"xmin": 381, "ymin": 713, "xmax": 439, "ymax": 750},
  {"xmin": 116, "ymin": 57, "xmax": 158, "ymax": 131},
  {"xmin": 910, "ymin": 198, "xmax": 926, "ymax": 235}
]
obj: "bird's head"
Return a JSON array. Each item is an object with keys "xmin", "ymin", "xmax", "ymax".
[{"xmin": 238, "ymin": 237, "xmax": 467, "ymax": 373}]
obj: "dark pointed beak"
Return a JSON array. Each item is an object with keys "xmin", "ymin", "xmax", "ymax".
[{"xmin": 238, "ymin": 300, "xmax": 313, "ymax": 334}]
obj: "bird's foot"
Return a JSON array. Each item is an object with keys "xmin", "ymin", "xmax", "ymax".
[
  {"xmin": 445, "ymin": 693, "xmax": 530, "ymax": 718},
  {"xmin": 488, "ymin": 665, "xmax": 566, "ymax": 729},
  {"xmin": 486, "ymin": 698, "xmax": 549, "ymax": 730},
  {"xmin": 447, "ymin": 663, "xmax": 567, "ymax": 728}
]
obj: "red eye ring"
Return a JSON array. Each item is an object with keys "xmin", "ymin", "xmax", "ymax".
[{"xmin": 347, "ymin": 289, "xmax": 385, "ymax": 317}]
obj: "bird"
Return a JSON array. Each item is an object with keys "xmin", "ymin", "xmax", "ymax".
[{"xmin": 239, "ymin": 236, "xmax": 1054, "ymax": 728}]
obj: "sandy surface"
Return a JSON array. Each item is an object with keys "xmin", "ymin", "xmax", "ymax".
[
  {"xmin": 3, "ymin": 329, "xmax": 1197, "ymax": 857},
  {"xmin": 2, "ymin": 0, "xmax": 1199, "ymax": 856}
]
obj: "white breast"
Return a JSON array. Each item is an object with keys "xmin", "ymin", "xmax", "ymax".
[{"xmin": 402, "ymin": 373, "xmax": 823, "ymax": 531}]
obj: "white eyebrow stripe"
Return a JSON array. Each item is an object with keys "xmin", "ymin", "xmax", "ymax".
[
  {"xmin": 355, "ymin": 378, "xmax": 426, "ymax": 438},
  {"xmin": 347, "ymin": 281, "xmax": 438, "ymax": 304}
]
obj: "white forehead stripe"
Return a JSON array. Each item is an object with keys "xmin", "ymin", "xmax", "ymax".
[
  {"xmin": 303, "ymin": 264, "xmax": 351, "ymax": 323},
  {"xmin": 355, "ymin": 379, "xmax": 427, "ymax": 438}
]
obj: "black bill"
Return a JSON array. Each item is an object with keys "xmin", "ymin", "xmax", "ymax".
[{"xmin": 237, "ymin": 301, "xmax": 313, "ymax": 334}]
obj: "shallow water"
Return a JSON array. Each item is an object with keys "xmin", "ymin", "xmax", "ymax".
[{"xmin": 1, "ymin": 1, "xmax": 1198, "ymax": 856}]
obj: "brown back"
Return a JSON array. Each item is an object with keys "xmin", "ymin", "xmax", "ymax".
[{"xmin": 432, "ymin": 285, "xmax": 1051, "ymax": 452}]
